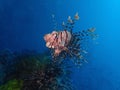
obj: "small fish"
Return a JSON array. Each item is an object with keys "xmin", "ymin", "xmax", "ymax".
[
  {"xmin": 74, "ymin": 12, "xmax": 79, "ymax": 20},
  {"xmin": 62, "ymin": 21, "xmax": 65, "ymax": 26},
  {"xmin": 68, "ymin": 16, "xmax": 73, "ymax": 23}
]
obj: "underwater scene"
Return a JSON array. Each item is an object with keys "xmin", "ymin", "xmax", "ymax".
[{"xmin": 0, "ymin": 0, "xmax": 120, "ymax": 90}]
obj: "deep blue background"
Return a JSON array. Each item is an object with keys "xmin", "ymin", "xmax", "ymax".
[{"xmin": 0, "ymin": 0, "xmax": 120, "ymax": 90}]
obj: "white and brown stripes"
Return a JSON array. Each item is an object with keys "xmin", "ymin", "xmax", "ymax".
[{"xmin": 44, "ymin": 30, "xmax": 72, "ymax": 57}]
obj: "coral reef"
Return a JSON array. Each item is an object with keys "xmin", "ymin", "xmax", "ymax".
[
  {"xmin": 0, "ymin": 50, "xmax": 73, "ymax": 90},
  {"xmin": 22, "ymin": 60, "xmax": 73, "ymax": 90},
  {"xmin": 0, "ymin": 49, "xmax": 16, "ymax": 84}
]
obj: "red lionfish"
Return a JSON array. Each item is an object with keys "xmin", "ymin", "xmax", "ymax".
[{"xmin": 44, "ymin": 13, "xmax": 97, "ymax": 65}]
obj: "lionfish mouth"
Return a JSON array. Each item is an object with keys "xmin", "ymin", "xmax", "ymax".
[{"xmin": 44, "ymin": 12, "xmax": 97, "ymax": 65}]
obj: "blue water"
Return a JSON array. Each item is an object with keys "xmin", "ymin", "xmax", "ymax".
[{"xmin": 0, "ymin": 0, "xmax": 120, "ymax": 90}]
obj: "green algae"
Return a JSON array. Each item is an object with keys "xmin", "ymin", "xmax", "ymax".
[{"xmin": 0, "ymin": 79, "xmax": 23, "ymax": 90}]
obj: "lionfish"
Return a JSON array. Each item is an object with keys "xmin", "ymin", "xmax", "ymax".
[{"xmin": 44, "ymin": 13, "xmax": 97, "ymax": 65}]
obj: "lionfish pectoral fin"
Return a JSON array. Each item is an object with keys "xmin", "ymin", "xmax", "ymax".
[
  {"xmin": 70, "ymin": 29, "xmax": 73, "ymax": 34},
  {"xmin": 64, "ymin": 47, "xmax": 73, "ymax": 58},
  {"xmin": 84, "ymin": 59, "xmax": 88, "ymax": 63}
]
